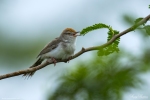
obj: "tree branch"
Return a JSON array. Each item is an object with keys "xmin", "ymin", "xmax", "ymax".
[{"xmin": 0, "ymin": 14, "xmax": 150, "ymax": 80}]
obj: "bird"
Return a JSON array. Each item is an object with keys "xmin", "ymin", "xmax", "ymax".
[{"xmin": 23, "ymin": 28, "xmax": 80, "ymax": 77}]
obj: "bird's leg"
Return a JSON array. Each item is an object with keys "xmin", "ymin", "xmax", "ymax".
[
  {"xmin": 52, "ymin": 57, "xmax": 57, "ymax": 66},
  {"xmin": 47, "ymin": 57, "xmax": 57, "ymax": 66},
  {"xmin": 67, "ymin": 56, "xmax": 73, "ymax": 63}
]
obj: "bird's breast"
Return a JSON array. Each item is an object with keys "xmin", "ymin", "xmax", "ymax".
[
  {"xmin": 62, "ymin": 42, "xmax": 75, "ymax": 54},
  {"xmin": 42, "ymin": 42, "xmax": 75, "ymax": 60}
]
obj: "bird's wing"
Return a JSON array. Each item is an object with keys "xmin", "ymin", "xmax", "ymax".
[{"xmin": 37, "ymin": 38, "xmax": 61, "ymax": 58}]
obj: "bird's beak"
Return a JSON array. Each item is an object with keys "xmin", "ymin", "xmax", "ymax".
[{"xmin": 73, "ymin": 31, "xmax": 80, "ymax": 37}]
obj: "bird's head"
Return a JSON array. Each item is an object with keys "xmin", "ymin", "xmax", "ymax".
[{"xmin": 60, "ymin": 28, "xmax": 80, "ymax": 41}]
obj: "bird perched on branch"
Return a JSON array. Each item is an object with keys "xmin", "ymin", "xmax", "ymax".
[{"xmin": 23, "ymin": 28, "xmax": 80, "ymax": 77}]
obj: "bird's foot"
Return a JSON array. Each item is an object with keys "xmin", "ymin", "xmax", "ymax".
[
  {"xmin": 66, "ymin": 56, "xmax": 73, "ymax": 63},
  {"xmin": 47, "ymin": 57, "xmax": 57, "ymax": 66}
]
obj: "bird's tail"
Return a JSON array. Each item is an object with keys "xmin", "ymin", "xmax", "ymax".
[{"xmin": 23, "ymin": 58, "xmax": 43, "ymax": 77}]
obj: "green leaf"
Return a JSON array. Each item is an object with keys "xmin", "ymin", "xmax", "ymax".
[
  {"xmin": 80, "ymin": 23, "xmax": 113, "ymax": 35},
  {"xmin": 97, "ymin": 42, "xmax": 120, "ymax": 56},
  {"xmin": 134, "ymin": 18, "xmax": 143, "ymax": 25},
  {"xmin": 144, "ymin": 25, "xmax": 150, "ymax": 35},
  {"xmin": 81, "ymin": 23, "xmax": 120, "ymax": 56}
]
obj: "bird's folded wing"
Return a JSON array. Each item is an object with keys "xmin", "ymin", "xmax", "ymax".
[{"xmin": 37, "ymin": 38, "xmax": 61, "ymax": 58}]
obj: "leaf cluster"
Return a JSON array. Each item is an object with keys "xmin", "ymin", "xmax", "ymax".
[
  {"xmin": 80, "ymin": 23, "xmax": 120, "ymax": 56},
  {"xmin": 134, "ymin": 18, "xmax": 150, "ymax": 35}
]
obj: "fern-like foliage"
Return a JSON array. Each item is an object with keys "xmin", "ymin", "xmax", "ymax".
[
  {"xmin": 134, "ymin": 18, "xmax": 144, "ymax": 25},
  {"xmin": 134, "ymin": 17, "xmax": 150, "ymax": 35},
  {"xmin": 80, "ymin": 23, "xmax": 120, "ymax": 56}
]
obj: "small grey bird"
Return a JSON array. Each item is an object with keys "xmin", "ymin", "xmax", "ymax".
[{"xmin": 23, "ymin": 28, "xmax": 80, "ymax": 77}]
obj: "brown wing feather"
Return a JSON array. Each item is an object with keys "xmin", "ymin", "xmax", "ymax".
[{"xmin": 37, "ymin": 38, "xmax": 61, "ymax": 57}]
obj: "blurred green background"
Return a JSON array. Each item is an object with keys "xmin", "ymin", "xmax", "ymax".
[{"xmin": 0, "ymin": 0, "xmax": 150, "ymax": 100}]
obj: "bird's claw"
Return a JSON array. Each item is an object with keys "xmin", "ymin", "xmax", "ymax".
[
  {"xmin": 67, "ymin": 56, "xmax": 73, "ymax": 63},
  {"xmin": 47, "ymin": 57, "xmax": 57, "ymax": 66}
]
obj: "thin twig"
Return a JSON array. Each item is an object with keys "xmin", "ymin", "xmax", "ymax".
[{"xmin": 0, "ymin": 14, "xmax": 150, "ymax": 80}]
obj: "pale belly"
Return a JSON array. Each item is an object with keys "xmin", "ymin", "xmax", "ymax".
[{"xmin": 42, "ymin": 43, "xmax": 75, "ymax": 59}]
